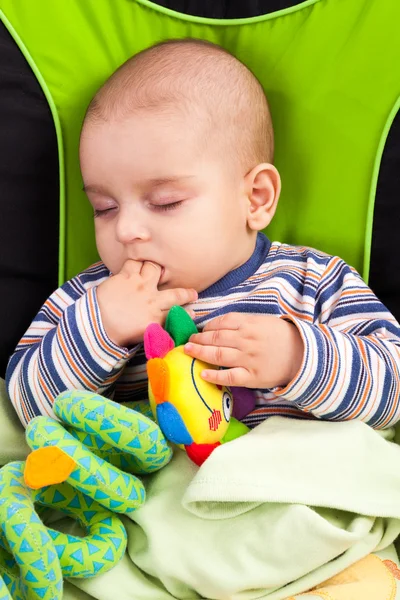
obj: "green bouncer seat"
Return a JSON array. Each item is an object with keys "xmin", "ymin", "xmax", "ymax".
[
  {"xmin": 0, "ymin": 1, "xmax": 399, "ymax": 598},
  {"xmin": 1, "ymin": 0, "xmax": 399, "ymax": 286}
]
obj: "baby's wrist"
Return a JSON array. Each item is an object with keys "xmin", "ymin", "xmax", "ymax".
[
  {"xmin": 277, "ymin": 320, "xmax": 304, "ymax": 387},
  {"xmin": 102, "ymin": 319, "xmax": 144, "ymax": 348},
  {"xmin": 95, "ymin": 286, "xmax": 133, "ymax": 347}
]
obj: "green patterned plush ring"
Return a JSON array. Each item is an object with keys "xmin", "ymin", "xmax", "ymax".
[
  {"xmin": 0, "ymin": 574, "xmax": 12, "ymax": 600},
  {"xmin": 0, "ymin": 461, "xmax": 126, "ymax": 600},
  {"xmin": 25, "ymin": 390, "xmax": 172, "ymax": 514},
  {"xmin": 0, "ymin": 391, "xmax": 172, "ymax": 600},
  {"xmin": 0, "ymin": 391, "xmax": 172, "ymax": 599},
  {"xmin": 54, "ymin": 390, "xmax": 173, "ymax": 477}
]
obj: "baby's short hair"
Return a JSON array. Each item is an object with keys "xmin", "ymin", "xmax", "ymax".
[{"xmin": 86, "ymin": 39, "xmax": 274, "ymax": 172}]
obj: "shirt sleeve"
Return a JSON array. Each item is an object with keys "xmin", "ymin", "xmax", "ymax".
[
  {"xmin": 113, "ymin": 348, "xmax": 149, "ymax": 405},
  {"xmin": 273, "ymin": 256, "xmax": 400, "ymax": 428},
  {"xmin": 5, "ymin": 269, "xmax": 137, "ymax": 426}
]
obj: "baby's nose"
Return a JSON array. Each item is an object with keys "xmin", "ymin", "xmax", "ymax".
[{"xmin": 116, "ymin": 211, "xmax": 150, "ymax": 244}]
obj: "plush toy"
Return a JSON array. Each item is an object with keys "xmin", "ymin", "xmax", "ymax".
[
  {"xmin": 0, "ymin": 461, "xmax": 126, "ymax": 600},
  {"xmin": 0, "ymin": 391, "xmax": 172, "ymax": 600},
  {"xmin": 144, "ymin": 306, "xmax": 249, "ymax": 466}
]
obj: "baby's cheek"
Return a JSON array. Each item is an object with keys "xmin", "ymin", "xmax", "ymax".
[{"xmin": 96, "ymin": 240, "xmax": 122, "ymax": 274}]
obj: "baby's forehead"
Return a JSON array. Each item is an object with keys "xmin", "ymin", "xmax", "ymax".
[
  {"xmin": 89, "ymin": 41, "xmax": 252, "ymax": 122},
  {"xmin": 85, "ymin": 40, "xmax": 273, "ymax": 168}
]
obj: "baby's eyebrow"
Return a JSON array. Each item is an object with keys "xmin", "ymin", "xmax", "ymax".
[
  {"xmin": 82, "ymin": 184, "xmax": 111, "ymax": 195},
  {"xmin": 82, "ymin": 176, "xmax": 194, "ymax": 196},
  {"xmin": 147, "ymin": 176, "xmax": 194, "ymax": 187}
]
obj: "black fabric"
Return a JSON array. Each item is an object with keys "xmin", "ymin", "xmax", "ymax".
[
  {"xmin": 0, "ymin": 21, "xmax": 59, "ymax": 378},
  {"xmin": 369, "ymin": 109, "xmax": 400, "ymax": 322},
  {"xmin": 155, "ymin": 0, "xmax": 307, "ymax": 18}
]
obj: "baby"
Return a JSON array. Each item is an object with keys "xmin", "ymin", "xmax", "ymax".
[{"xmin": 6, "ymin": 39, "xmax": 400, "ymax": 430}]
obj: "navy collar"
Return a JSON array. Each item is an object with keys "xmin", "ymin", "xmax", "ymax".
[{"xmin": 199, "ymin": 233, "xmax": 271, "ymax": 298}]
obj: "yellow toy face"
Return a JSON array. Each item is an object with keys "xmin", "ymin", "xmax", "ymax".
[{"xmin": 148, "ymin": 346, "xmax": 233, "ymax": 445}]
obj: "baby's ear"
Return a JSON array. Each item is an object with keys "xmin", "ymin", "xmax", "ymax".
[{"xmin": 245, "ymin": 163, "xmax": 281, "ymax": 231}]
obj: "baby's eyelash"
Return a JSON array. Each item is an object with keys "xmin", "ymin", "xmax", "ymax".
[
  {"xmin": 93, "ymin": 207, "xmax": 115, "ymax": 218},
  {"xmin": 151, "ymin": 201, "xmax": 183, "ymax": 212},
  {"xmin": 93, "ymin": 201, "xmax": 183, "ymax": 217}
]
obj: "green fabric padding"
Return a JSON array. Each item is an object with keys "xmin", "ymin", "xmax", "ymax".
[{"xmin": 0, "ymin": 0, "xmax": 399, "ymax": 283}]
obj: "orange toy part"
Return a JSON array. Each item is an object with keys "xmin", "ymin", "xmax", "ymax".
[
  {"xmin": 147, "ymin": 358, "xmax": 170, "ymax": 403},
  {"xmin": 24, "ymin": 446, "xmax": 76, "ymax": 489}
]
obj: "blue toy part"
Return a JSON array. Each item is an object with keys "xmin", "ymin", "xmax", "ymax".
[{"xmin": 156, "ymin": 402, "xmax": 193, "ymax": 446}]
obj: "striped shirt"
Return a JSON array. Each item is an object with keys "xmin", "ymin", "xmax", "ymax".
[{"xmin": 6, "ymin": 234, "xmax": 400, "ymax": 429}]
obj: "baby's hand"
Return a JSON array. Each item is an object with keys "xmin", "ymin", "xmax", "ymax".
[
  {"xmin": 96, "ymin": 260, "xmax": 198, "ymax": 347},
  {"xmin": 184, "ymin": 313, "xmax": 303, "ymax": 389}
]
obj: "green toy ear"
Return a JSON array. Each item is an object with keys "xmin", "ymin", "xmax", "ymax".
[{"xmin": 165, "ymin": 305, "xmax": 198, "ymax": 346}]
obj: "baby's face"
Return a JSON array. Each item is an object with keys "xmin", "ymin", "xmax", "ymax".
[{"xmin": 80, "ymin": 111, "xmax": 254, "ymax": 292}]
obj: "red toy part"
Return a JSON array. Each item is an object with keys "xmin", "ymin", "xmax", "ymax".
[{"xmin": 185, "ymin": 442, "xmax": 221, "ymax": 466}]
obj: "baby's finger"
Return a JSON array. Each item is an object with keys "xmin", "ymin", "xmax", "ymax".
[
  {"xmin": 140, "ymin": 261, "xmax": 162, "ymax": 282},
  {"xmin": 160, "ymin": 287, "xmax": 198, "ymax": 309},
  {"xmin": 186, "ymin": 308, "xmax": 196, "ymax": 320},
  {"xmin": 120, "ymin": 259, "xmax": 143, "ymax": 276},
  {"xmin": 189, "ymin": 329, "xmax": 242, "ymax": 350},
  {"xmin": 202, "ymin": 312, "xmax": 243, "ymax": 332},
  {"xmin": 184, "ymin": 342, "xmax": 241, "ymax": 368},
  {"xmin": 201, "ymin": 367, "xmax": 250, "ymax": 387}
]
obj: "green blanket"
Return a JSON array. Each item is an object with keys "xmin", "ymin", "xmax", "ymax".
[{"xmin": 1, "ymin": 379, "xmax": 400, "ymax": 599}]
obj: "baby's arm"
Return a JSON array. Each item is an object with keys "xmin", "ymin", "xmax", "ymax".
[
  {"xmin": 5, "ymin": 265, "xmax": 137, "ymax": 426},
  {"xmin": 6, "ymin": 259, "xmax": 198, "ymax": 427},
  {"xmin": 272, "ymin": 257, "xmax": 400, "ymax": 428},
  {"xmin": 185, "ymin": 256, "xmax": 400, "ymax": 429}
]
